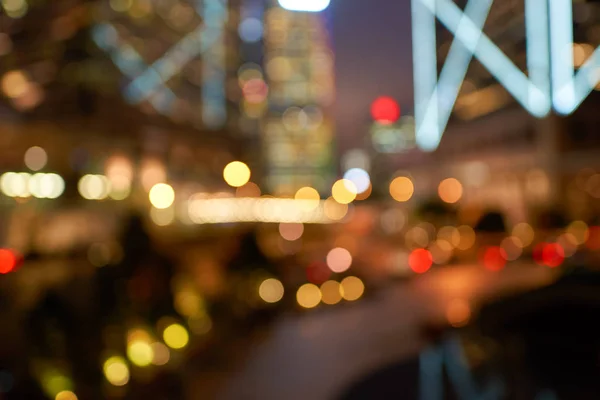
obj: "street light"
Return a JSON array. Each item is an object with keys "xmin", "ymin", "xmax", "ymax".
[{"xmin": 278, "ymin": 0, "xmax": 331, "ymax": 12}]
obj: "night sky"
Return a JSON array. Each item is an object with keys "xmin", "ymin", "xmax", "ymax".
[{"xmin": 331, "ymin": 0, "xmax": 414, "ymax": 157}]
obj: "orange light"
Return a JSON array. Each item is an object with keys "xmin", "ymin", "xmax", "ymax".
[
  {"xmin": 389, "ymin": 177, "xmax": 414, "ymax": 202},
  {"xmin": 438, "ymin": 178, "xmax": 463, "ymax": 204},
  {"xmin": 409, "ymin": 249, "xmax": 432, "ymax": 274},
  {"xmin": 446, "ymin": 299, "xmax": 471, "ymax": 328}
]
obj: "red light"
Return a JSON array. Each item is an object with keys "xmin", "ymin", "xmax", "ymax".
[
  {"xmin": 0, "ymin": 249, "xmax": 18, "ymax": 274},
  {"xmin": 409, "ymin": 249, "xmax": 432, "ymax": 274},
  {"xmin": 533, "ymin": 243, "xmax": 546, "ymax": 265},
  {"xmin": 306, "ymin": 261, "xmax": 332, "ymax": 285},
  {"xmin": 481, "ymin": 247, "xmax": 507, "ymax": 271},
  {"xmin": 371, "ymin": 96, "xmax": 400, "ymax": 124},
  {"xmin": 542, "ymin": 243, "xmax": 565, "ymax": 268},
  {"xmin": 587, "ymin": 226, "xmax": 600, "ymax": 251}
]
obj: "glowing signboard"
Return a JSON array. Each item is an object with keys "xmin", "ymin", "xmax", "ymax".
[{"xmin": 412, "ymin": 0, "xmax": 600, "ymax": 151}]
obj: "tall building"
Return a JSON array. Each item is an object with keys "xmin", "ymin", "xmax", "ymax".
[{"xmin": 259, "ymin": 1, "xmax": 336, "ymax": 195}]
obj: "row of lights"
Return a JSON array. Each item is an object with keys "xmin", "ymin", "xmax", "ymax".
[
  {"xmin": 403, "ymin": 220, "xmax": 600, "ymax": 275},
  {"xmin": 103, "ymin": 322, "xmax": 190, "ymax": 387},
  {"xmin": 258, "ymin": 276, "xmax": 365, "ymax": 308}
]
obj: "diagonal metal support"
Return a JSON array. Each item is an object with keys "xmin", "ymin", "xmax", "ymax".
[{"xmin": 413, "ymin": 0, "xmax": 552, "ymax": 151}]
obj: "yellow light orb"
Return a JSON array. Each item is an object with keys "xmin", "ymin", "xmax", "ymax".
[
  {"xmin": 259, "ymin": 278, "xmax": 285, "ymax": 303},
  {"xmin": 294, "ymin": 186, "xmax": 320, "ymax": 211},
  {"xmin": 163, "ymin": 323, "xmax": 189, "ymax": 349},
  {"xmin": 127, "ymin": 340, "xmax": 154, "ymax": 367},
  {"xmin": 149, "ymin": 183, "xmax": 175, "ymax": 209},
  {"xmin": 78, "ymin": 174, "xmax": 110, "ymax": 200},
  {"xmin": 340, "ymin": 276, "xmax": 365, "ymax": 301},
  {"xmin": 438, "ymin": 178, "xmax": 463, "ymax": 204},
  {"xmin": 1, "ymin": 70, "xmax": 29, "ymax": 98},
  {"xmin": 103, "ymin": 356, "xmax": 130, "ymax": 387},
  {"xmin": 296, "ymin": 283, "xmax": 321, "ymax": 309},
  {"xmin": 223, "ymin": 161, "xmax": 251, "ymax": 188},
  {"xmin": 389, "ymin": 177, "xmax": 414, "ymax": 202},
  {"xmin": 55, "ymin": 391, "xmax": 78, "ymax": 400},
  {"xmin": 320, "ymin": 280, "xmax": 342, "ymax": 305},
  {"xmin": 331, "ymin": 179, "xmax": 357, "ymax": 204}
]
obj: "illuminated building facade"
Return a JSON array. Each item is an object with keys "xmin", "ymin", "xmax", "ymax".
[
  {"xmin": 401, "ymin": 0, "xmax": 600, "ymax": 220},
  {"xmin": 260, "ymin": 1, "xmax": 336, "ymax": 195},
  {"xmin": 92, "ymin": 0, "xmax": 235, "ymax": 130}
]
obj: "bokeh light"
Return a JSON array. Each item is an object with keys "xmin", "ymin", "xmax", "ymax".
[
  {"xmin": 405, "ymin": 227, "xmax": 431, "ymax": 249},
  {"xmin": 150, "ymin": 206, "xmax": 175, "ymax": 226},
  {"xmin": 295, "ymin": 187, "xmax": 321, "ymax": 211},
  {"xmin": 430, "ymin": 240, "xmax": 453, "ymax": 265},
  {"xmin": 343, "ymin": 168, "xmax": 371, "ymax": 194},
  {"xmin": 223, "ymin": 161, "xmax": 251, "ymax": 188},
  {"xmin": 78, "ymin": 174, "xmax": 110, "ymax": 200},
  {"xmin": 306, "ymin": 261, "xmax": 332, "ymax": 285},
  {"xmin": 409, "ymin": 249, "xmax": 433, "ymax": 273},
  {"xmin": 127, "ymin": 341, "xmax": 154, "ymax": 367},
  {"xmin": 259, "ymin": 278, "xmax": 285, "ymax": 304},
  {"xmin": 149, "ymin": 183, "xmax": 175, "ymax": 209},
  {"xmin": 320, "ymin": 280, "xmax": 342, "ymax": 305},
  {"xmin": 163, "ymin": 324, "xmax": 189, "ymax": 349},
  {"xmin": 380, "ymin": 208, "xmax": 406, "ymax": 234},
  {"xmin": 331, "ymin": 179, "xmax": 357, "ymax": 204},
  {"xmin": 326, "ymin": 247, "xmax": 353, "ymax": 273},
  {"xmin": 150, "ymin": 342, "xmax": 170, "ymax": 366},
  {"xmin": 371, "ymin": 96, "xmax": 400, "ymax": 124},
  {"xmin": 446, "ymin": 299, "xmax": 471, "ymax": 328},
  {"xmin": 558, "ymin": 233, "xmax": 578, "ymax": 257},
  {"xmin": 566, "ymin": 221, "xmax": 589, "ymax": 245},
  {"xmin": 24, "ymin": 146, "xmax": 47, "ymax": 171},
  {"xmin": 500, "ymin": 236, "xmax": 523, "ymax": 261},
  {"xmin": 438, "ymin": 178, "xmax": 463, "ymax": 204},
  {"xmin": 340, "ymin": 276, "xmax": 365, "ymax": 301},
  {"xmin": 236, "ymin": 182, "xmax": 261, "ymax": 198},
  {"xmin": 55, "ymin": 390, "xmax": 78, "ymax": 400},
  {"xmin": 457, "ymin": 225, "xmax": 476, "ymax": 250},
  {"xmin": 1, "ymin": 70, "xmax": 29, "ymax": 98},
  {"xmin": 542, "ymin": 243, "xmax": 565, "ymax": 268},
  {"xmin": 278, "ymin": 0, "xmax": 331, "ymax": 12},
  {"xmin": 437, "ymin": 226, "xmax": 461, "ymax": 248},
  {"xmin": 29, "ymin": 173, "xmax": 65, "ymax": 199},
  {"xmin": 0, "ymin": 249, "xmax": 18, "ymax": 274},
  {"xmin": 1, "ymin": 172, "xmax": 31, "ymax": 197},
  {"xmin": 103, "ymin": 356, "xmax": 129, "ymax": 386},
  {"xmin": 296, "ymin": 283, "xmax": 322, "ymax": 308},
  {"xmin": 389, "ymin": 177, "xmax": 414, "ymax": 202},
  {"xmin": 512, "ymin": 223, "xmax": 535, "ymax": 247},
  {"xmin": 239, "ymin": 17, "xmax": 263, "ymax": 43},
  {"xmin": 279, "ymin": 223, "xmax": 304, "ymax": 241},
  {"xmin": 482, "ymin": 246, "xmax": 507, "ymax": 271},
  {"xmin": 323, "ymin": 197, "xmax": 349, "ymax": 221}
]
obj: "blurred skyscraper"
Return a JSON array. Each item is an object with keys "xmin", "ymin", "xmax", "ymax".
[{"xmin": 258, "ymin": 1, "xmax": 336, "ymax": 195}]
